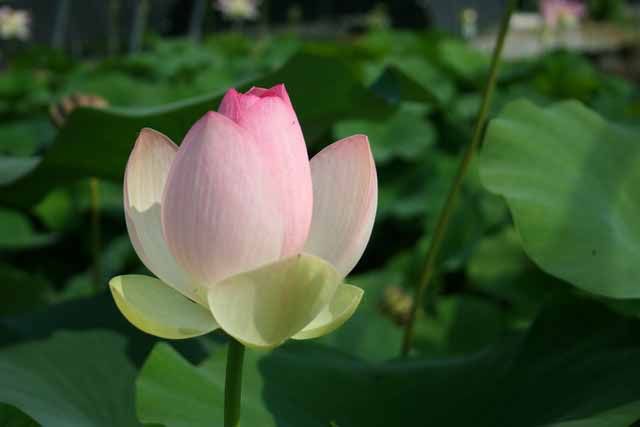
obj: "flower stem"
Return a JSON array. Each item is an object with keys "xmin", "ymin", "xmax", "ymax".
[
  {"xmin": 224, "ymin": 337, "xmax": 245, "ymax": 427},
  {"xmin": 400, "ymin": 0, "xmax": 517, "ymax": 357},
  {"xmin": 189, "ymin": 0, "xmax": 207, "ymax": 43},
  {"xmin": 89, "ymin": 177, "xmax": 102, "ymax": 292}
]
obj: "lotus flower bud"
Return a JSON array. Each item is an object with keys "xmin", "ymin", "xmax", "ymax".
[{"xmin": 110, "ymin": 84, "xmax": 378, "ymax": 349}]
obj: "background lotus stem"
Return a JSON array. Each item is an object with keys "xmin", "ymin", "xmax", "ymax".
[
  {"xmin": 107, "ymin": 0, "xmax": 121, "ymax": 55},
  {"xmin": 224, "ymin": 337, "xmax": 245, "ymax": 427},
  {"xmin": 129, "ymin": 0, "xmax": 150, "ymax": 54},
  {"xmin": 189, "ymin": 0, "xmax": 207, "ymax": 43},
  {"xmin": 400, "ymin": 0, "xmax": 517, "ymax": 357},
  {"xmin": 260, "ymin": 0, "xmax": 270, "ymax": 35},
  {"xmin": 89, "ymin": 177, "xmax": 101, "ymax": 292},
  {"xmin": 52, "ymin": 0, "xmax": 70, "ymax": 50}
]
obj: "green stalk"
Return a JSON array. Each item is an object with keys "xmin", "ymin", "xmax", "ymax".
[
  {"xmin": 224, "ymin": 338, "xmax": 245, "ymax": 427},
  {"xmin": 89, "ymin": 177, "xmax": 101, "ymax": 292},
  {"xmin": 189, "ymin": 0, "xmax": 207, "ymax": 43},
  {"xmin": 400, "ymin": 0, "xmax": 517, "ymax": 357},
  {"xmin": 107, "ymin": 0, "xmax": 121, "ymax": 55},
  {"xmin": 52, "ymin": 0, "xmax": 70, "ymax": 50},
  {"xmin": 260, "ymin": 0, "xmax": 270, "ymax": 35},
  {"xmin": 129, "ymin": 0, "xmax": 150, "ymax": 53}
]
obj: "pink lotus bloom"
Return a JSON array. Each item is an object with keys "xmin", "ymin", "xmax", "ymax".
[
  {"xmin": 541, "ymin": 0, "xmax": 586, "ymax": 29},
  {"xmin": 109, "ymin": 84, "xmax": 377, "ymax": 349}
]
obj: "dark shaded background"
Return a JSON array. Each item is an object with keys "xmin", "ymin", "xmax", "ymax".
[{"xmin": 12, "ymin": 0, "xmax": 509, "ymax": 49}]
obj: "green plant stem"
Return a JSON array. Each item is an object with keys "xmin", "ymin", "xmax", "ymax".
[
  {"xmin": 107, "ymin": 0, "xmax": 121, "ymax": 55},
  {"xmin": 189, "ymin": 0, "xmax": 207, "ymax": 42},
  {"xmin": 400, "ymin": 0, "xmax": 517, "ymax": 357},
  {"xmin": 224, "ymin": 338, "xmax": 245, "ymax": 427},
  {"xmin": 89, "ymin": 177, "xmax": 101, "ymax": 292},
  {"xmin": 52, "ymin": 0, "xmax": 70, "ymax": 50},
  {"xmin": 129, "ymin": 0, "xmax": 150, "ymax": 53}
]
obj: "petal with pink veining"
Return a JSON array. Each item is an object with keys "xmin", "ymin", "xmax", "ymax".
[
  {"xmin": 231, "ymin": 87, "xmax": 313, "ymax": 256},
  {"xmin": 304, "ymin": 135, "xmax": 378, "ymax": 277},
  {"xmin": 162, "ymin": 112, "xmax": 285, "ymax": 287},
  {"xmin": 246, "ymin": 84, "xmax": 293, "ymax": 108},
  {"xmin": 124, "ymin": 128, "xmax": 205, "ymax": 305},
  {"xmin": 218, "ymin": 88, "xmax": 261, "ymax": 122}
]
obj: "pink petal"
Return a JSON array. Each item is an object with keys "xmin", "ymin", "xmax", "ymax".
[
  {"xmin": 218, "ymin": 88, "xmax": 261, "ymax": 122},
  {"xmin": 124, "ymin": 129, "xmax": 206, "ymax": 305},
  {"xmin": 221, "ymin": 85, "xmax": 312, "ymax": 256},
  {"xmin": 161, "ymin": 112, "xmax": 285, "ymax": 286},
  {"xmin": 303, "ymin": 135, "xmax": 378, "ymax": 277},
  {"xmin": 246, "ymin": 84, "xmax": 293, "ymax": 108}
]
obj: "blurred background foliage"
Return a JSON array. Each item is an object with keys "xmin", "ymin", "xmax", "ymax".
[{"xmin": 1, "ymin": 0, "xmax": 640, "ymax": 426}]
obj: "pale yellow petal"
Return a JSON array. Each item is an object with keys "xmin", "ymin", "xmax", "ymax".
[
  {"xmin": 292, "ymin": 284, "xmax": 363, "ymax": 340},
  {"xmin": 109, "ymin": 275, "xmax": 218, "ymax": 339},
  {"xmin": 207, "ymin": 254, "xmax": 341, "ymax": 349}
]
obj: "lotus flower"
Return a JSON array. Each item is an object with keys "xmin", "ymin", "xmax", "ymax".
[
  {"xmin": 215, "ymin": 0, "xmax": 260, "ymax": 21},
  {"xmin": 0, "ymin": 6, "xmax": 30, "ymax": 41},
  {"xmin": 540, "ymin": 0, "xmax": 585, "ymax": 29},
  {"xmin": 109, "ymin": 84, "xmax": 377, "ymax": 349}
]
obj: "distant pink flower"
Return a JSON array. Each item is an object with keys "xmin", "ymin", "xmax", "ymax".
[
  {"xmin": 214, "ymin": 0, "xmax": 260, "ymax": 20},
  {"xmin": 541, "ymin": 0, "xmax": 586, "ymax": 29},
  {"xmin": 0, "ymin": 6, "xmax": 30, "ymax": 41},
  {"xmin": 110, "ymin": 84, "xmax": 377, "ymax": 349}
]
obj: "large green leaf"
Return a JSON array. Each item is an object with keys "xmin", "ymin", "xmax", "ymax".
[
  {"xmin": 0, "ymin": 331, "xmax": 141, "ymax": 427},
  {"xmin": 467, "ymin": 227, "xmax": 563, "ymax": 326},
  {"xmin": 0, "ymin": 263, "xmax": 51, "ymax": 315},
  {"xmin": 412, "ymin": 294, "xmax": 506, "ymax": 356},
  {"xmin": 0, "ymin": 156, "xmax": 39, "ymax": 187},
  {"xmin": 0, "ymin": 117, "xmax": 53, "ymax": 157},
  {"xmin": 480, "ymin": 100, "xmax": 640, "ymax": 299},
  {"xmin": 0, "ymin": 291, "xmax": 207, "ymax": 365},
  {"xmin": 333, "ymin": 103, "xmax": 435, "ymax": 164},
  {"xmin": 0, "ymin": 52, "xmax": 392, "ymax": 208},
  {"xmin": 437, "ymin": 39, "xmax": 489, "ymax": 84},
  {"xmin": 137, "ymin": 296, "xmax": 640, "ymax": 427},
  {"xmin": 369, "ymin": 66, "xmax": 443, "ymax": 106},
  {"xmin": 314, "ymin": 269, "xmax": 403, "ymax": 362},
  {"xmin": 547, "ymin": 401, "xmax": 640, "ymax": 427},
  {"xmin": 137, "ymin": 342, "xmax": 271, "ymax": 427},
  {"xmin": 0, "ymin": 208, "xmax": 55, "ymax": 250},
  {"xmin": 378, "ymin": 56, "xmax": 455, "ymax": 105},
  {"xmin": 0, "ymin": 404, "xmax": 38, "ymax": 427},
  {"xmin": 488, "ymin": 297, "xmax": 640, "ymax": 426},
  {"xmin": 56, "ymin": 234, "xmax": 136, "ymax": 302}
]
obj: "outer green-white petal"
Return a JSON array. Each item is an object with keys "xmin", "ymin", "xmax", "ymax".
[
  {"xmin": 292, "ymin": 284, "xmax": 363, "ymax": 340},
  {"xmin": 124, "ymin": 128, "xmax": 206, "ymax": 306},
  {"xmin": 304, "ymin": 135, "xmax": 377, "ymax": 277},
  {"xmin": 207, "ymin": 254, "xmax": 341, "ymax": 349},
  {"xmin": 109, "ymin": 275, "xmax": 218, "ymax": 339}
]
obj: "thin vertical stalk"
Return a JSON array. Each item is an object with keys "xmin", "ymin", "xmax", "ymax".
[
  {"xmin": 259, "ymin": 0, "xmax": 270, "ymax": 35},
  {"xmin": 224, "ymin": 338, "xmax": 245, "ymax": 427},
  {"xmin": 89, "ymin": 177, "xmax": 101, "ymax": 292},
  {"xmin": 129, "ymin": 0, "xmax": 150, "ymax": 54},
  {"xmin": 400, "ymin": 0, "xmax": 517, "ymax": 357},
  {"xmin": 189, "ymin": 0, "xmax": 207, "ymax": 42},
  {"xmin": 107, "ymin": 0, "xmax": 121, "ymax": 55},
  {"xmin": 52, "ymin": 0, "xmax": 70, "ymax": 50}
]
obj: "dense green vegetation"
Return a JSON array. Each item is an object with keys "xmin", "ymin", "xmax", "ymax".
[{"xmin": 1, "ymin": 29, "xmax": 640, "ymax": 426}]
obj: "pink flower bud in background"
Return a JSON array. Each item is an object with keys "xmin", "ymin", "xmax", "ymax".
[
  {"xmin": 0, "ymin": 6, "xmax": 31, "ymax": 41},
  {"xmin": 110, "ymin": 84, "xmax": 377, "ymax": 349},
  {"xmin": 214, "ymin": 0, "xmax": 261, "ymax": 21},
  {"xmin": 540, "ymin": 0, "xmax": 586, "ymax": 29}
]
